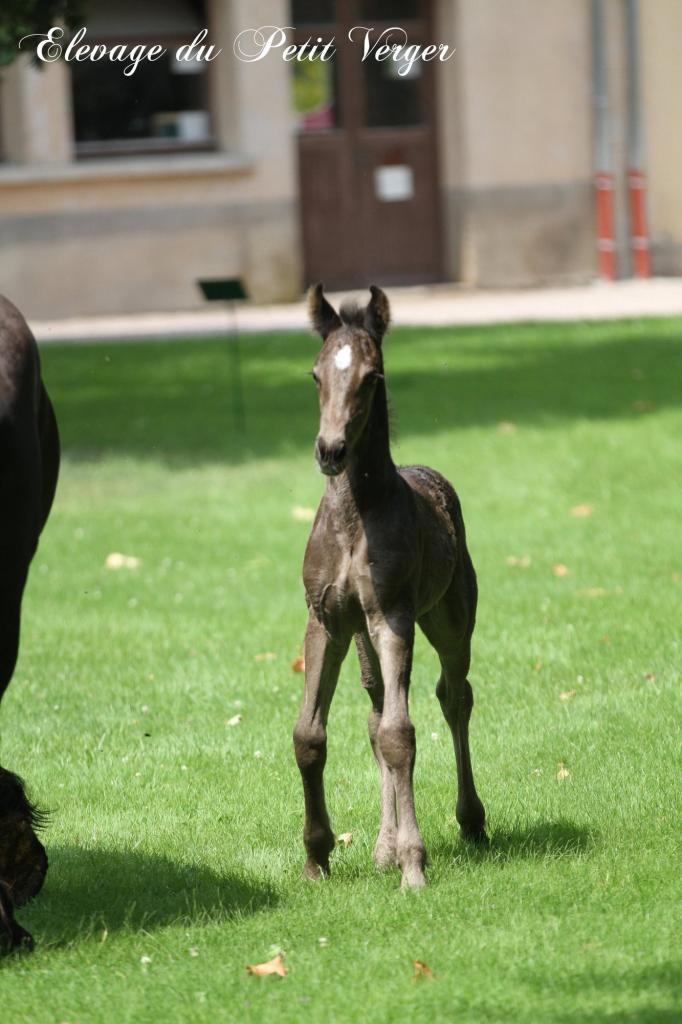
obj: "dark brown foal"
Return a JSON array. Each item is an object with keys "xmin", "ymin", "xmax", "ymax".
[{"xmin": 293, "ymin": 285, "xmax": 486, "ymax": 890}]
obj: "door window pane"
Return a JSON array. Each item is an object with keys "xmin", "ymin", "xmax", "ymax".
[
  {"xmin": 361, "ymin": 0, "xmax": 422, "ymax": 18},
  {"xmin": 363, "ymin": 58, "xmax": 423, "ymax": 127},
  {"xmin": 292, "ymin": 1, "xmax": 336, "ymax": 24},
  {"xmin": 293, "ymin": 55, "xmax": 340, "ymax": 131}
]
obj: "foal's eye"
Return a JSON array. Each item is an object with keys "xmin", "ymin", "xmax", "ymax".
[{"xmin": 363, "ymin": 371, "xmax": 383, "ymax": 386}]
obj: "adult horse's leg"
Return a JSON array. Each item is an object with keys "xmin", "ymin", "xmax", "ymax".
[
  {"xmin": 0, "ymin": 882, "xmax": 33, "ymax": 954},
  {"xmin": 371, "ymin": 612, "xmax": 426, "ymax": 889},
  {"xmin": 293, "ymin": 613, "xmax": 349, "ymax": 879},
  {"xmin": 355, "ymin": 632, "xmax": 397, "ymax": 869},
  {"xmin": 420, "ymin": 587, "xmax": 487, "ymax": 844}
]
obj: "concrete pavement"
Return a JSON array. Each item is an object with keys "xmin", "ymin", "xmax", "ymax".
[{"xmin": 30, "ymin": 277, "xmax": 682, "ymax": 344}]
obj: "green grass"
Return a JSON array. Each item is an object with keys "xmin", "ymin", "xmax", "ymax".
[{"xmin": 2, "ymin": 317, "xmax": 681, "ymax": 1023}]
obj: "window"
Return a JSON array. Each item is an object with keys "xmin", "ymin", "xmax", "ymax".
[
  {"xmin": 292, "ymin": 1, "xmax": 336, "ymax": 24},
  {"xmin": 292, "ymin": 50, "xmax": 340, "ymax": 132},
  {"xmin": 70, "ymin": 0, "xmax": 214, "ymax": 157}
]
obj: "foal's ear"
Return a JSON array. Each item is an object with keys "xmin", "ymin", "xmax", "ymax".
[
  {"xmin": 365, "ymin": 285, "xmax": 391, "ymax": 345},
  {"xmin": 308, "ymin": 283, "xmax": 342, "ymax": 340}
]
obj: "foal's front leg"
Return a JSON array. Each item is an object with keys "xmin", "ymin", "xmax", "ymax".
[
  {"xmin": 371, "ymin": 612, "xmax": 426, "ymax": 889},
  {"xmin": 355, "ymin": 633, "xmax": 398, "ymax": 869},
  {"xmin": 293, "ymin": 613, "xmax": 349, "ymax": 879}
]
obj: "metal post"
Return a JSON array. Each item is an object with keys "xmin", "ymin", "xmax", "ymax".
[
  {"xmin": 229, "ymin": 300, "xmax": 246, "ymax": 441},
  {"xmin": 625, "ymin": 0, "xmax": 651, "ymax": 278},
  {"xmin": 591, "ymin": 0, "xmax": 616, "ymax": 280}
]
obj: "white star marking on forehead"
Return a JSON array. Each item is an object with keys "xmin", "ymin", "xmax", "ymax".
[{"xmin": 334, "ymin": 344, "xmax": 352, "ymax": 370}]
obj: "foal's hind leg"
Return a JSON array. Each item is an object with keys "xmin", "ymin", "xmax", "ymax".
[
  {"xmin": 355, "ymin": 633, "xmax": 397, "ymax": 868},
  {"xmin": 420, "ymin": 593, "xmax": 487, "ymax": 844},
  {"xmin": 436, "ymin": 661, "xmax": 487, "ymax": 842}
]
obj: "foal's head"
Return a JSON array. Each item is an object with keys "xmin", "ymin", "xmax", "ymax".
[{"xmin": 308, "ymin": 284, "xmax": 391, "ymax": 476}]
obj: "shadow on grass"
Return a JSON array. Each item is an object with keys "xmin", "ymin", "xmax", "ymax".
[
  {"xmin": 431, "ymin": 819, "xmax": 597, "ymax": 865},
  {"xmin": 39, "ymin": 319, "xmax": 682, "ymax": 466},
  {"xmin": 527, "ymin": 961, "xmax": 682, "ymax": 1024},
  {"xmin": 14, "ymin": 844, "xmax": 277, "ymax": 951}
]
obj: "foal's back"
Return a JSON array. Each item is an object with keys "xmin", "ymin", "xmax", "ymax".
[{"xmin": 398, "ymin": 462, "xmax": 477, "ymax": 621}]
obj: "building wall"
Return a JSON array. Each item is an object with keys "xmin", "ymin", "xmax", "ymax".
[
  {"xmin": 640, "ymin": 0, "xmax": 682, "ymax": 275},
  {"xmin": 0, "ymin": 0, "xmax": 301, "ymax": 319},
  {"xmin": 1, "ymin": 1, "xmax": 680, "ymax": 319},
  {"xmin": 441, "ymin": 0, "xmax": 596, "ymax": 288}
]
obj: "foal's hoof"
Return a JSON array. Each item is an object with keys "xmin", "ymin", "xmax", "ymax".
[
  {"xmin": 373, "ymin": 834, "xmax": 398, "ymax": 870},
  {"xmin": 456, "ymin": 815, "xmax": 489, "ymax": 847},
  {"xmin": 302, "ymin": 859, "xmax": 329, "ymax": 881},
  {"xmin": 460, "ymin": 825, "xmax": 489, "ymax": 846},
  {"xmin": 400, "ymin": 865, "xmax": 426, "ymax": 890}
]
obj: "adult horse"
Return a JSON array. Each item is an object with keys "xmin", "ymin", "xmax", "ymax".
[{"xmin": 0, "ymin": 296, "xmax": 59, "ymax": 953}]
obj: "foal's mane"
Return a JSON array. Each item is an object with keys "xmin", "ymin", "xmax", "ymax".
[{"xmin": 338, "ymin": 300, "xmax": 365, "ymax": 328}]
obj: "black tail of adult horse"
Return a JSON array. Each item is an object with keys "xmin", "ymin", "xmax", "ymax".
[{"xmin": 0, "ymin": 296, "xmax": 59, "ymax": 954}]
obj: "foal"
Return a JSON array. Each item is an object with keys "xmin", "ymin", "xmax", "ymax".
[
  {"xmin": 294, "ymin": 285, "xmax": 486, "ymax": 889},
  {"xmin": 0, "ymin": 295, "xmax": 59, "ymax": 951}
]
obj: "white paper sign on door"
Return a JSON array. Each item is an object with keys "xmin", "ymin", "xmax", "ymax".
[{"xmin": 374, "ymin": 165, "xmax": 414, "ymax": 202}]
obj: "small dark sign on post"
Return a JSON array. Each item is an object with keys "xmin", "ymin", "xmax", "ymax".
[
  {"xmin": 198, "ymin": 277, "xmax": 248, "ymax": 442},
  {"xmin": 198, "ymin": 279, "xmax": 248, "ymax": 303}
]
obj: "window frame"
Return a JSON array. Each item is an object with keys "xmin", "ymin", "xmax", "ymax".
[{"xmin": 70, "ymin": 32, "xmax": 217, "ymax": 160}]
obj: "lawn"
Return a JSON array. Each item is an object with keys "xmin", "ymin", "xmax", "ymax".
[{"xmin": 1, "ymin": 316, "xmax": 681, "ymax": 1023}]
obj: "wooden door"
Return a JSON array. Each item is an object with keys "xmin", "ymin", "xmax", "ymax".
[{"xmin": 293, "ymin": 0, "xmax": 443, "ymax": 289}]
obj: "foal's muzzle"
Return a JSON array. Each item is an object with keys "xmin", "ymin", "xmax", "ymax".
[{"xmin": 315, "ymin": 437, "xmax": 347, "ymax": 476}]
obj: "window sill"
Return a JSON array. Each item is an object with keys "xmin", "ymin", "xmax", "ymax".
[{"xmin": 0, "ymin": 152, "xmax": 255, "ymax": 186}]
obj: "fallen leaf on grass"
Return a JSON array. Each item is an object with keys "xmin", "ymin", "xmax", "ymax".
[
  {"xmin": 292, "ymin": 506, "xmax": 315, "ymax": 522},
  {"xmin": 506, "ymin": 555, "xmax": 531, "ymax": 568},
  {"xmin": 337, "ymin": 832, "xmax": 353, "ymax": 847},
  {"xmin": 556, "ymin": 762, "xmax": 571, "ymax": 781},
  {"xmin": 533, "ymin": 661, "xmax": 543, "ymax": 672},
  {"xmin": 246, "ymin": 954, "xmax": 287, "ymax": 978},
  {"xmin": 497, "ymin": 421, "xmax": 517, "ymax": 435},
  {"xmin": 106, "ymin": 552, "xmax": 140, "ymax": 570},
  {"xmin": 412, "ymin": 960, "xmax": 435, "ymax": 982},
  {"xmin": 579, "ymin": 587, "xmax": 607, "ymax": 598},
  {"xmin": 632, "ymin": 399, "xmax": 656, "ymax": 414},
  {"xmin": 227, "ymin": 714, "xmax": 242, "ymax": 727},
  {"xmin": 559, "ymin": 689, "xmax": 577, "ymax": 701},
  {"xmin": 291, "ymin": 654, "xmax": 305, "ymax": 673},
  {"xmin": 552, "ymin": 563, "xmax": 570, "ymax": 577},
  {"xmin": 644, "ymin": 672, "xmax": 657, "ymax": 682},
  {"xmin": 254, "ymin": 652, "xmax": 277, "ymax": 662},
  {"xmin": 570, "ymin": 504, "xmax": 594, "ymax": 518}
]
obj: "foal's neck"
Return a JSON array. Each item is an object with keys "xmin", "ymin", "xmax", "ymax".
[{"xmin": 327, "ymin": 380, "xmax": 397, "ymax": 514}]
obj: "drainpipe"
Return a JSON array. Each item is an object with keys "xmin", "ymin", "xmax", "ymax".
[
  {"xmin": 591, "ymin": 0, "xmax": 616, "ymax": 280},
  {"xmin": 625, "ymin": 0, "xmax": 651, "ymax": 277}
]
